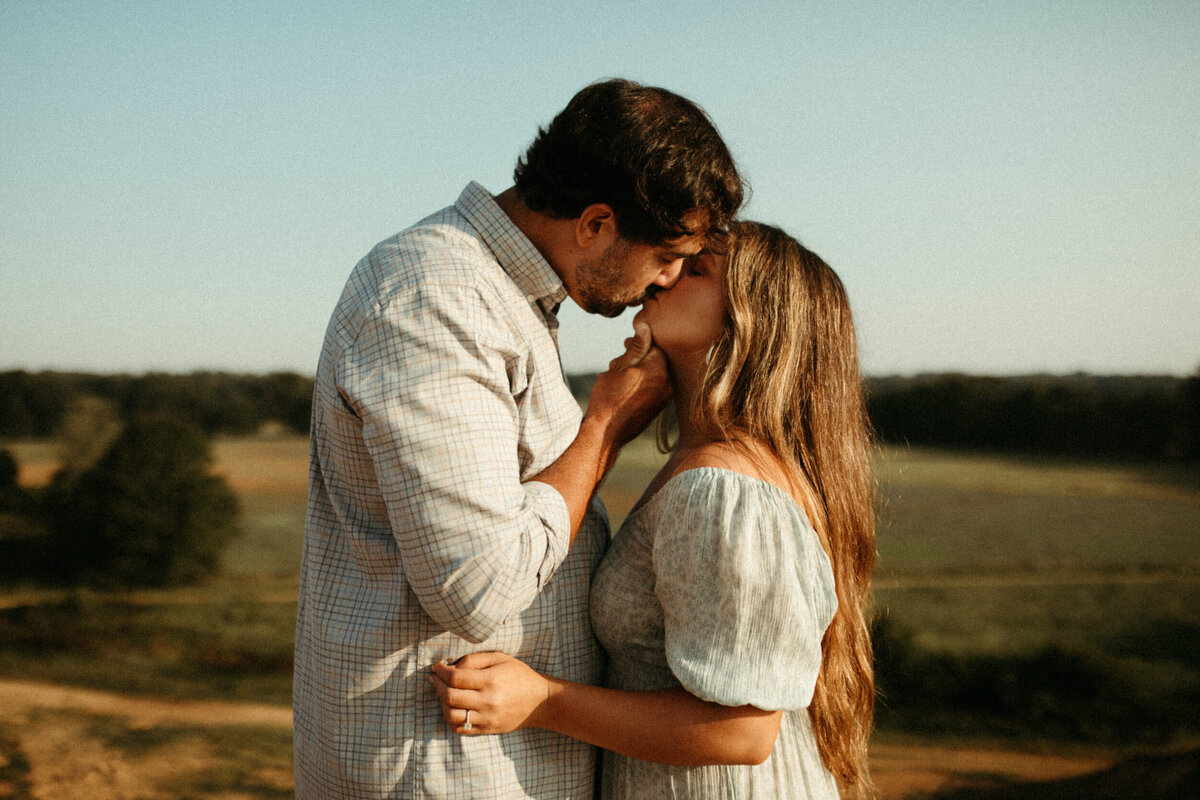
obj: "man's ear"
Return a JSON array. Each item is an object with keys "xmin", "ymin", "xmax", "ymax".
[{"xmin": 574, "ymin": 203, "xmax": 617, "ymax": 250}]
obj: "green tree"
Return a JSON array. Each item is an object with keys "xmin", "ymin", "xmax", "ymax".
[
  {"xmin": 0, "ymin": 448, "xmax": 34, "ymax": 516},
  {"xmin": 55, "ymin": 395, "xmax": 123, "ymax": 478},
  {"xmin": 47, "ymin": 415, "xmax": 239, "ymax": 587},
  {"xmin": 1183, "ymin": 368, "xmax": 1200, "ymax": 459},
  {"xmin": 0, "ymin": 449, "xmax": 41, "ymax": 581},
  {"xmin": 0, "ymin": 450, "xmax": 17, "ymax": 496},
  {"xmin": 259, "ymin": 371, "xmax": 313, "ymax": 433}
]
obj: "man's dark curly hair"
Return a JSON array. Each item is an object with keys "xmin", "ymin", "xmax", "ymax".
[{"xmin": 513, "ymin": 79, "xmax": 745, "ymax": 244}]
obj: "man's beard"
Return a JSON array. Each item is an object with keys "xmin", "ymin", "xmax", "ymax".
[{"xmin": 576, "ymin": 240, "xmax": 648, "ymax": 318}]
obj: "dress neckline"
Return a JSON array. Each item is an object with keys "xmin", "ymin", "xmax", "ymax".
[{"xmin": 622, "ymin": 466, "xmax": 807, "ymax": 526}]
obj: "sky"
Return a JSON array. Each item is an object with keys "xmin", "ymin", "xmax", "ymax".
[{"xmin": 2, "ymin": 1, "xmax": 1197, "ymax": 378}]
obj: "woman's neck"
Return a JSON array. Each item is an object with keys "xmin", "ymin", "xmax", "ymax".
[
  {"xmin": 670, "ymin": 358, "xmax": 721, "ymax": 451},
  {"xmin": 669, "ymin": 355, "xmax": 818, "ymax": 516}
]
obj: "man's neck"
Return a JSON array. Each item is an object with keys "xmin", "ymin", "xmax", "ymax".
[
  {"xmin": 494, "ymin": 186, "xmax": 573, "ymax": 288},
  {"xmin": 493, "ymin": 186, "xmax": 523, "ymax": 222}
]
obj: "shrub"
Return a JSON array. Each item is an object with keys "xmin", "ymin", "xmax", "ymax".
[
  {"xmin": 871, "ymin": 617, "xmax": 1194, "ymax": 743},
  {"xmin": 0, "ymin": 449, "xmax": 22, "ymax": 511},
  {"xmin": 45, "ymin": 415, "xmax": 239, "ymax": 587}
]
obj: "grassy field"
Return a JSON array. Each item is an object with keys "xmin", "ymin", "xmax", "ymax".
[
  {"xmin": 871, "ymin": 449, "xmax": 1200, "ymax": 749},
  {"xmin": 2, "ymin": 434, "xmax": 1198, "ymax": 796}
]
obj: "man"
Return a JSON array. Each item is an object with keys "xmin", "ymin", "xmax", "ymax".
[{"xmin": 294, "ymin": 78, "xmax": 744, "ymax": 799}]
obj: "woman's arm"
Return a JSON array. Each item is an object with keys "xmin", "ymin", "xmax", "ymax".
[{"xmin": 429, "ymin": 652, "xmax": 782, "ymax": 766}]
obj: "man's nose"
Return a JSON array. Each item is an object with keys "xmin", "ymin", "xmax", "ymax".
[{"xmin": 652, "ymin": 259, "xmax": 684, "ymax": 289}]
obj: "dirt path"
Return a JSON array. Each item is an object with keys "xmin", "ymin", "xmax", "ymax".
[
  {"xmin": 0, "ymin": 679, "xmax": 1117, "ymax": 800},
  {"xmin": 870, "ymin": 741, "xmax": 1112, "ymax": 798},
  {"xmin": 0, "ymin": 680, "xmax": 292, "ymax": 729},
  {"xmin": 0, "ymin": 680, "xmax": 293, "ymax": 799}
]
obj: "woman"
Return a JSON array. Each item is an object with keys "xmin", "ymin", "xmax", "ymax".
[{"xmin": 430, "ymin": 222, "xmax": 876, "ymax": 799}]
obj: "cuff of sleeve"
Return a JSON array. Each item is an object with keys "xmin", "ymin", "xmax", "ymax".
[
  {"xmin": 523, "ymin": 480, "xmax": 571, "ymax": 590},
  {"xmin": 668, "ymin": 636, "xmax": 822, "ymax": 711}
]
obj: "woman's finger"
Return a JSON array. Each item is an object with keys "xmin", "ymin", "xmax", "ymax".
[
  {"xmin": 428, "ymin": 673, "xmax": 480, "ymax": 710},
  {"xmin": 432, "ymin": 660, "xmax": 487, "ymax": 690},
  {"xmin": 455, "ymin": 651, "xmax": 512, "ymax": 670},
  {"xmin": 434, "ymin": 696, "xmax": 479, "ymax": 734},
  {"xmin": 429, "ymin": 677, "xmax": 484, "ymax": 735},
  {"xmin": 448, "ymin": 706, "xmax": 481, "ymax": 734}
]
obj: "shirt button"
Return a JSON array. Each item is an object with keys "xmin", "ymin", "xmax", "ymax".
[{"xmin": 526, "ymin": 294, "xmax": 537, "ymax": 303}]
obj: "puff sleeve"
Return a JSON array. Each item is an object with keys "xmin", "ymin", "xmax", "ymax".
[{"xmin": 652, "ymin": 468, "xmax": 837, "ymax": 710}]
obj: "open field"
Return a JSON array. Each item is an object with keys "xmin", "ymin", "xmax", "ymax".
[
  {"xmin": 0, "ymin": 678, "xmax": 1134, "ymax": 800},
  {"xmin": 2, "ymin": 435, "xmax": 1198, "ymax": 797}
]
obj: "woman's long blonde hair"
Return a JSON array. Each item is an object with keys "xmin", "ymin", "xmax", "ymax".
[{"xmin": 693, "ymin": 221, "xmax": 876, "ymax": 797}]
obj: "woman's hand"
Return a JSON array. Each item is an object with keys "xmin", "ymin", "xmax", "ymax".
[
  {"xmin": 432, "ymin": 651, "xmax": 784, "ymax": 764},
  {"xmin": 429, "ymin": 652, "xmax": 552, "ymax": 735}
]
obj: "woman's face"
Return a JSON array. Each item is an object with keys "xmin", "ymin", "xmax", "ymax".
[{"xmin": 635, "ymin": 250, "xmax": 728, "ymax": 365}]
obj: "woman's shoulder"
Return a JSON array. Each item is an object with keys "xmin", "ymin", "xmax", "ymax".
[
  {"xmin": 623, "ymin": 440, "xmax": 817, "ymax": 535},
  {"xmin": 645, "ymin": 442, "xmax": 829, "ymax": 566},
  {"xmin": 647, "ymin": 450, "xmax": 807, "ymax": 533},
  {"xmin": 672, "ymin": 439, "xmax": 764, "ymax": 474},
  {"xmin": 668, "ymin": 440, "xmax": 799, "ymax": 502}
]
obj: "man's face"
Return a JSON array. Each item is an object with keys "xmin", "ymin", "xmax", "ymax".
[{"xmin": 574, "ymin": 232, "xmax": 707, "ymax": 318}]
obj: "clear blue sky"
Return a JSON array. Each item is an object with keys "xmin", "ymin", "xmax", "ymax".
[{"xmin": 3, "ymin": 1, "xmax": 1197, "ymax": 377}]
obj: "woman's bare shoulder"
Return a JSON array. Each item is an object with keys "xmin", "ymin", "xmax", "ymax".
[{"xmin": 671, "ymin": 439, "xmax": 778, "ymax": 483}]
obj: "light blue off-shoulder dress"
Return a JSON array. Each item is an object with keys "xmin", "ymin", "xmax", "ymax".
[{"xmin": 590, "ymin": 467, "xmax": 840, "ymax": 799}]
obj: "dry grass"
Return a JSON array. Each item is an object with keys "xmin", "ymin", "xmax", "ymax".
[{"xmin": 210, "ymin": 436, "xmax": 310, "ymax": 496}]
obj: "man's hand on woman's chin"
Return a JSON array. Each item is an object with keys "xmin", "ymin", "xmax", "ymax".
[{"xmin": 584, "ymin": 319, "xmax": 670, "ymax": 448}]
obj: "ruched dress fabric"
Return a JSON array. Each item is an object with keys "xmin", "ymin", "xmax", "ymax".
[{"xmin": 590, "ymin": 467, "xmax": 840, "ymax": 799}]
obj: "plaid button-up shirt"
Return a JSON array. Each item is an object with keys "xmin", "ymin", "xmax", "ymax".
[{"xmin": 294, "ymin": 182, "xmax": 609, "ymax": 799}]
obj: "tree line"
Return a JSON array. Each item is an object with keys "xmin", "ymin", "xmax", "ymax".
[
  {"xmin": 576, "ymin": 370, "xmax": 1199, "ymax": 461},
  {"xmin": 866, "ymin": 372, "xmax": 1200, "ymax": 460},
  {"xmin": 3, "ymin": 368, "xmax": 1198, "ymax": 460},
  {"xmin": 0, "ymin": 370, "xmax": 313, "ymax": 438}
]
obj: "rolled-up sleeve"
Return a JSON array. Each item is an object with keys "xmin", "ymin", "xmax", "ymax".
[{"xmin": 339, "ymin": 281, "xmax": 571, "ymax": 643}]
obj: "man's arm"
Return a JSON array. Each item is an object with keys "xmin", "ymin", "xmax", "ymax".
[
  {"xmin": 340, "ymin": 286, "xmax": 665, "ymax": 643},
  {"xmin": 530, "ymin": 321, "xmax": 666, "ymax": 537}
]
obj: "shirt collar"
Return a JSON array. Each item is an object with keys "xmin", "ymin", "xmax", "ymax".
[{"xmin": 455, "ymin": 182, "xmax": 568, "ymax": 309}]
